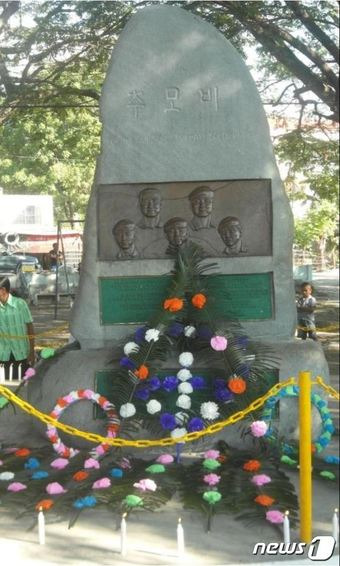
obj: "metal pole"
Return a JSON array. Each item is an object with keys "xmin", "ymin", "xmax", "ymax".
[
  {"xmin": 54, "ymin": 222, "xmax": 61, "ymax": 320},
  {"xmin": 59, "ymin": 224, "xmax": 71, "ymax": 303},
  {"xmin": 299, "ymin": 370, "xmax": 312, "ymax": 543}
]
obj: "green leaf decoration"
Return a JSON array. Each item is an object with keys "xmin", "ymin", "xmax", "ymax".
[
  {"xmin": 203, "ymin": 459, "xmax": 221, "ymax": 471},
  {"xmin": 280, "ymin": 455, "xmax": 297, "ymax": 466},
  {"xmin": 40, "ymin": 348, "xmax": 55, "ymax": 359},
  {"xmin": 145, "ymin": 464, "xmax": 165, "ymax": 474},
  {"xmin": 203, "ymin": 491, "xmax": 222, "ymax": 505},
  {"xmin": 320, "ymin": 470, "xmax": 336, "ymax": 480},
  {"xmin": 123, "ymin": 494, "xmax": 143, "ymax": 507}
]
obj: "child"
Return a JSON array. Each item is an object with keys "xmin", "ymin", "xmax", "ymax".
[{"xmin": 296, "ymin": 282, "xmax": 317, "ymax": 341}]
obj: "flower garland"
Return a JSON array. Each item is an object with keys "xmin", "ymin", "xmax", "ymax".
[
  {"xmin": 46, "ymin": 389, "xmax": 120, "ymax": 458},
  {"xmin": 261, "ymin": 384, "xmax": 335, "ymax": 455}
]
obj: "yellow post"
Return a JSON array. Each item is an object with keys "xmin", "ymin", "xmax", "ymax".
[{"xmin": 299, "ymin": 370, "xmax": 312, "ymax": 542}]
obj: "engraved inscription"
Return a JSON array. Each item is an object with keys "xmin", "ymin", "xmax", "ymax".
[
  {"xmin": 198, "ymin": 87, "xmax": 219, "ymax": 111},
  {"xmin": 164, "ymin": 87, "xmax": 181, "ymax": 112},
  {"xmin": 127, "ymin": 89, "xmax": 145, "ymax": 118}
]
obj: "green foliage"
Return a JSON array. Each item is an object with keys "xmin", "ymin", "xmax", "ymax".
[{"xmin": 294, "ymin": 201, "xmax": 338, "ymax": 254}]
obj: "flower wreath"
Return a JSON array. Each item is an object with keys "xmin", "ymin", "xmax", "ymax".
[
  {"xmin": 46, "ymin": 389, "xmax": 120, "ymax": 458},
  {"xmin": 261, "ymin": 384, "xmax": 335, "ymax": 455}
]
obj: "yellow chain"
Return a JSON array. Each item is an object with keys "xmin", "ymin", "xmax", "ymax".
[
  {"xmin": 0, "ymin": 324, "xmax": 69, "ymax": 340},
  {"xmin": 0, "ymin": 378, "xmax": 296, "ymax": 448},
  {"xmin": 315, "ymin": 375, "xmax": 340, "ymax": 400}
]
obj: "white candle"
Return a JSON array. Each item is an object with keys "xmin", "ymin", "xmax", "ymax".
[
  {"xmin": 332, "ymin": 508, "xmax": 338, "ymax": 547},
  {"xmin": 120, "ymin": 513, "xmax": 127, "ymax": 556},
  {"xmin": 38, "ymin": 507, "xmax": 45, "ymax": 545},
  {"xmin": 177, "ymin": 517, "xmax": 185, "ymax": 558},
  {"xmin": 283, "ymin": 510, "xmax": 290, "ymax": 544}
]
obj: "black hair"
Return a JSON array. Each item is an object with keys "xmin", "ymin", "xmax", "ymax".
[
  {"xmin": 0, "ymin": 277, "xmax": 10, "ymax": 292},
  {"xmin": 301, "ymin": 281, "xmax": 313, "ymax": 291}
]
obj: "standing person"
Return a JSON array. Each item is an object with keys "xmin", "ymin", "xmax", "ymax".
[
  {"xmin": 48, "ymin": 242, "xmax": 63, "ymax": 270},
  {"xmin": 0, "ymin": 277, "xmax": 35, "ymax": 380},
  {"xmin": 296, "ymin": 282, "xmax": 317, "ymax": 341}
]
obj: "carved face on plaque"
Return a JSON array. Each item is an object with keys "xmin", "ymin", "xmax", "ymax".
[
  {"xmin": 189, "ymin": 185, "xmax": 214, "ymax": 230},
  {"xmin": 138, "ymin": 188, "xmax": 162, "ymax": 229},
  {"xmin": 112, "ymin": 219, "xmax": 139, "ymax": 259},
  {"xmin": 218, "ymin": 216, "xmax": 246, "ymax": 255},
  {"xmin": 164, "ymin": 217, "xmax": 188, "ymax": 253}
]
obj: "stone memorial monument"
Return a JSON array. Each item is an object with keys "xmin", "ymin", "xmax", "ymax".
[{"xmin": 25, "ymin": 5, "xmax": 328, "ymax": 442}]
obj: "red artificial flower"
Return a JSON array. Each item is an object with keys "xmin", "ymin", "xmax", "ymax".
[
  {"xmin": 243, "ymin": 459, "xmax": 261, "ymax": 472},
  {"xmin": 35, "ymin": 499, "xmax": 54, "ymax": 511},
  {"xmin": 134, "ymin": 365, "xmax": 149, "ymax": 380},
  {"xmin": 15, "ymin": 448, "xmax": 31, "ymax": 458},
  {"xmin": 56, "ymin": 398, "xmax": 68, "ymax": 408},
  {"xmin": 191, "ymin": 293, "xmax": 207, "ymax": 309},
  {"xmin": 255, "ymin": 495, "xmax": 275, "ymax": 506},
  {"xmin": 163, "ymin": 297, "xmax": 184, "ymax": 312},
  {"xmin": 228, "ymin": 376, "xmax": 247, "ymax": 394},
  {"xmin": 72, "ymin": 471, "xmax": 89, "ymax": 482}
]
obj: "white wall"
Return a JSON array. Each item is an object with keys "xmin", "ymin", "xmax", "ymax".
[{"xmin": 0, "ymin": 194, "xmax": 54, "ymax": 232}]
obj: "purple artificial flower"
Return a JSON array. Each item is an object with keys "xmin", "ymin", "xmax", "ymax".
[
  {"xmin": 119, "ymin": 357, "xmax": 136, "ymax": 370},
  {"xmin": 135, "ymin": 327, "xmax": 147, "ymax": 343},
  {"xmin": 149, "ymin": 377, "xmax": 161, "ymax": 391},
  {"xmin": 167, "ymin": 322, "xmax": 184, "ymax": 338},
  {"xmin": 237, "ymin": 336, "xmax": 249, "ymax": 348},
  {"xmin": 215, "ymin": 388, "xmax": 234, "ymax": 402},
  {"xmin": 197, "ymin": 325, "xmax": 214, "ymax": 340},
  {"xmin": 187, "ymin": 417, "xmax": 204, "ymax": 432},
  {"xmin": 135, "ymin": 387, "xmax": 150, "ymax": 401},
  {"xmin": 214, "ymin": 378, "xmax": 226, "ymax": 390},
  {"xmin": 190, "ymin": 376, "xmax": 206, "ymax": 389},
  {"xmin": 160, "ymin": 413, "xmax": 177, "ymax": 431},
  {"xmin": 162, "ymin": 375, "xmax": 178, "ymax": 392}
]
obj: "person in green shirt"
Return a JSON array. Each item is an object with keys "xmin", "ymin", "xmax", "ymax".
[{"xmin": 0, "ymin": 277, "xmax": 35, "ymax": 380}]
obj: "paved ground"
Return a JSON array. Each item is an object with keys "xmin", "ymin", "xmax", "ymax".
[{"xmin": 0, "ymin": 273, "xmax": 338, "ymax": 565}]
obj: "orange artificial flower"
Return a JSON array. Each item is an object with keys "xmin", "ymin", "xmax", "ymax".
[
  {"xmin": 15, "ymin": 448, "xmax": 31, "ymax": 457},
  {"xmin": 35, "ymin": 499, "xmax": 54, "ymax": 511},
  {"xmin": 163, "ymin": 297, "xmax": 184, "ymax": 312},
  {"xmin": 255, "ymin": 494, "xmax": 275, "ymax": 506},
  {"xmin": 191, "ymin": 293, "xmax": 207, "ymax": 309},
  {"xmin": 243, "ymin": 459, "xmax": 261, "ymax": 472},
  {"xmin": 134, "ymin": 364, "xmax": 149, "ymax": 380},
  {"xmin": 56, "ymin": 398, "xmax": 68, "ymax": 408},
  {"xmin": 217, "ymin": 455, "xmax": 227, "ymax": 463},
  {"xmin": 228, "ymin": 376, "xmax": 246, "ymax": 394},
  {"xmin": 73, "ymin": 471, "xmax": 89, "ymax": 482}
]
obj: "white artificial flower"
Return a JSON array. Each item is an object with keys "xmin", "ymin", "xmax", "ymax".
[
  {"xmin": 145, "ymin": 328, "xmax": 160, "ymax": 343},
  {"xmin": 178, "ymin": 352, "xmax": 194, "ymax": 367},
  {"xmin": 200, "ymin": 401, "xmax": 220, "ymax": 420},
  {"xmin": 178, "ymin": 382, "xmax": 193, "ymax": 395},
  {"xmin": 176, "ymin": 394, "xmax": 191, "ymax": 410},
  {"xmin": 175, "ymin": 412, "xmax": 188, "ymax": 425},
  {"xmin": 0, "ymin": 471, "xmax": 15, "ymax": 481},
  {"xmin": 184, "ymin": 325, "xmax": 196, "ymax": 338},
  {"xmin": 119, "ymin": 403, "xmax": 136, "ymax": 418},
  {"xmin": 171, "ymin": 427, "xmax": 187, "ymax": 439},
  {"xmin": 124, "ymin": 342, "xmax": 140, "ymax": 356},
  {"xmin": 146, "ymin": 399, "xmax": 162, "ymax": 414},
  {"xmin": 177, "ymin": 369, "xmax": 192, "ymax": 382}
]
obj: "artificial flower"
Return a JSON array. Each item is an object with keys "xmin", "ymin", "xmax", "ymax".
[
  {"xmin": 178, "ymin": 352, "xmax": 194, "ymax": 367},
  {"xmin": 73, "ymin": 471, "xmax": 89, "ymax": 482},
  {"xmin": 84, "ymin": 457, "xmax": 100, "ymax": 469},
  {"xmin": 197, "ymin": 325, "xmax": 214, "ymax": 340},
  {"xmin": 135, "ymin": 387, "xmax": 150, "ymax": 401},
  {"xmin": 134, "ymin": 327, "xmax": 147, "ymax": 343},
  {"xmin": 46, "ymin": 482, "xmax": 67, "ymax": 495},
  {"xmin": 73, "ymin": 496, "xmax": 97, "ymax": 509},
  {"xmin": 24, "ymin": 457, "xmax": 40, "ymax": 470},
  {"xmin": 35, "ymin": 499, "xmax": 54, "ymax": 511},
  {"xmin": 124, "ymin": 341, "xmax": 140, "ymax": 355},
  {"xmin": 148, "ymin": 377, "xmax": 161, "ymax": 391},
  {"xmin": 203, "ymin": 459, "xmax": 221, "ymax": 471},
  {"xmin": 15, "ymin": 448, "xmax": 31, "ymax": 458},
  {"xmin": 228, "ymin": 376, "xmax": 246, "ymax": 394},
  {"xmin": 110, "ymin": 468, "xmax": 123, "ymax": 478},
  {"xmin": 146, "ymin": 399, "xmax": 162, "ymax": 414},
  {"xmin": 203, "ymin": 491, "xmax": 222, "ymax": 504},
  {"xmin": 123, "ymin": 494, "xmax": 143, "ymax": 507},
  {"xmin": 145, "ymin": 464, "xmax": 165, "ymax": 474},
  {"xmin": 32, "ymin": 471, "xmax": 49, "ymax": 479},
  {"xmin": 190, "ymin": 376, "xmax": 205, "ymax": 389},
  {"xmin": 40, "ymin": 347, "xmax": 55, "ymax": 359},
  {"xmin": 23, "ymin": 367, "xmax": 36, "ymax": 382},
  {"xmin": 167, "ymin": 322, "xmax": 184, "ymax": 337},
  {"xmin": 163, "ymin": 375, "xmax": 179, "ymax": 391},
  {"xmin": 176, "ymin": 394, "xmax": 191, "ymax": 409},
  {"xmin": 177, "ymin": 369, "xmax": 192, "ymax": 382},
  {"xmin": 280, "ymin": 455, "xmax": 297, "ymax": 466},
  {"xmin": 215, "ymin": 388, "xmax": 234, "ymax": 402},
  {"xmin": 251, "ymin": 474, "xmax": 272, "ymax": 487},
  {"xmin": 187, "ymin": 417, "xmax": 204, "ymax": 432},
  {"xmin": 255, "ymin": 495, "xmax": 275, "ymax": 506},
  {"xmin": 250, "ymin": 421, "xmax": 268, "ymax": 438},
  {"xmin": 119, "ymin": 357, "xmax": 136, "ymax": 370},
  {"xmin": 178, "ymin": 382, "xmax": 193, "ymax": 395},
  {"xmin": 156, "ymin": 454, "xmax": 174, "ymax": 464},
  {"xmin": 203, "ymin": 473, "xmax": 221, "ymax": 486},
  {"xmin": 171, "ymin": 427, "xmax": 187, "ymax": 440},
  {"xmin": 237, "ymin": 336, "xmax": 249, "ymax": 348},
  {"xmin": 7, "ymin": 482, "xmax": 27, "ymax": 492},
  {"xmin": 160, "ymin": 413, "xmax": 177, "ymax": 430},
  {"xmin": 50, "ymin": 458, "xmax": 69, "ymax": 470},
  {"xmin": 204, "ymin": 450, "xmax": 220, "ymax": 460},
  {"xmin": 120, "ymin": 403, "xmax": 136, "ymax": 418},
  {"xmin": 191, "ymin": 293, "xmax": 207, "ymax": 309},
  {"xmin": 145, "ymin": 328, "xmax": 160, "ymax": 342},
  {"xmin": 324, "ymin": 455, "xmax": 340, "ymax": 464},
  {"xmin": 133, "ymin": 479, "xmax": 157, "ymax": 491},
  {"xmin": 320, "ymin": 470, "xmax": 336, "ymax": 480},
  {"xmin": 266, "ymin": 510, "xmax": 284, "ymax": 524},
  {"xmin": 163, "ymin": 297, "xmax": 184, "ymax": 312},
  {"xmin": 210, "ymin": 335, "xmax": 228, "ymax": 351},
  {"xmin": 92, "ymin": 477, "xmax": 111, "ymax": 489},
  {"xmin": 0, "ymin": 471, "xmax": 15, "ymax": 481},
  {"xmin": 184, "ymin": 325, "xmax": 196, "ymax": 338},
  {"xmin": 134, "ymin": 365, "xmax": 149, "ymax": 380},
  {"xmin": 243, "ymin": 460, "xmax": 261, "ymax": 472},
  {"xmin": 200, "ymin": 401, "xmax": 219, "ymax": 420},
  {"xmin": 0, "ymin": 460, "xmax": 3, "ymax": 466},
  {"xmin": 120, "ymin": 457, "xmax": 131, "ymax": 470}
]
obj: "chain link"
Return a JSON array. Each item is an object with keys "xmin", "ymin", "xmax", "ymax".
[{"xmin": 315, "ymin": 375, "xmax": 340, "ymax": 400}]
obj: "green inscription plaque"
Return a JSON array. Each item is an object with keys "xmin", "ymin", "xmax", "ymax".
[{"xmin": 99, "ymin": 273, "xmax": 273, "ymax": 325}]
